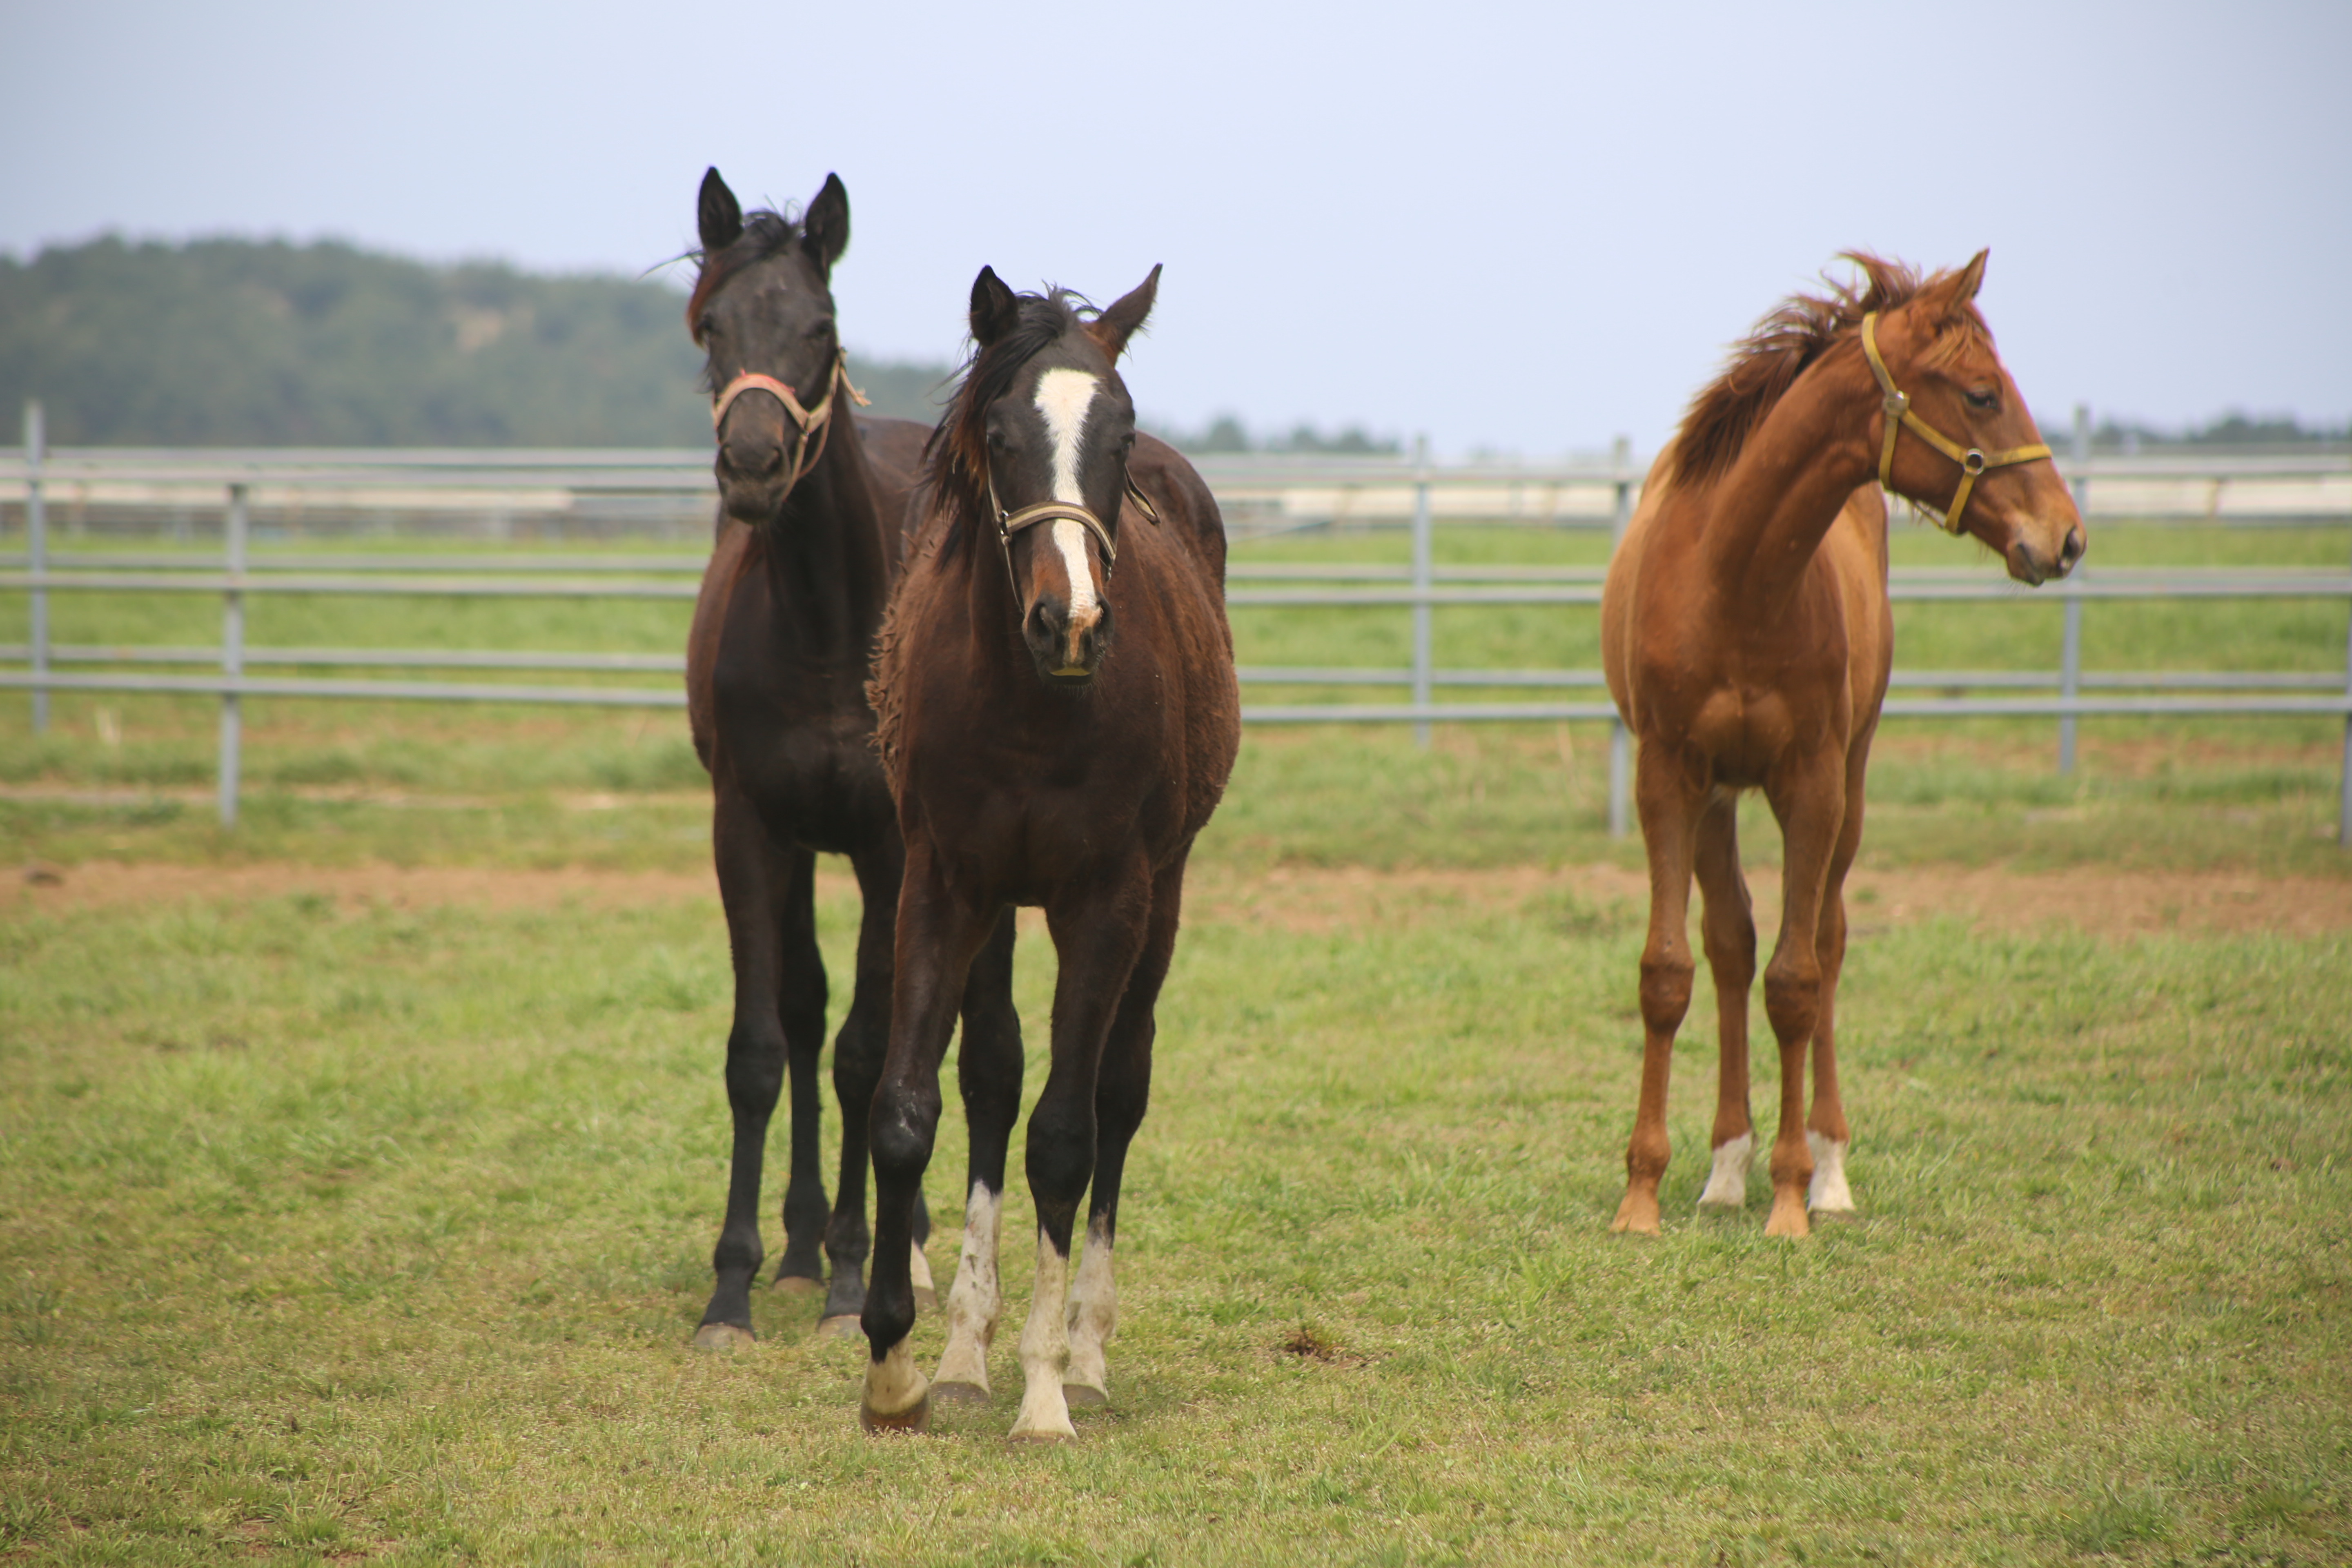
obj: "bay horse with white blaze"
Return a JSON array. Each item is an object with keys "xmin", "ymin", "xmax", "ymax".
[
  {"xmin": 682, "ymin": 166, "xmax": 1018, "ymax": 1347},
  {"xmin": 855, "ymin": 268, "xmax": 1240, "ymax": 1439},
  {"xmin": 1601, "ymin": 251, "xmax": 2083, "ymax": 1239}
]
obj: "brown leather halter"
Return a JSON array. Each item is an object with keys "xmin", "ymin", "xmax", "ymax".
[
  {"xmin": 987, "ymin": 470, "xmax": 1160, "ymax": 603},
  {"xmin": 710, "ymin": 348, "xmax": 870, "ymax": 492},
  {"xmin": 1860, "ymin": 312, "xmax": 2051, "ymax": 535}
]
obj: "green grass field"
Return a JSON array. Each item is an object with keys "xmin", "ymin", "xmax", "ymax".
[{"xmin": 2, "ymin": 519, "xmax": 2349, "ymax": 1563}]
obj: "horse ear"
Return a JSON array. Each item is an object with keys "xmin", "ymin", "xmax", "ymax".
[
  {"xmin": 697, "ymin": 167, "xmax": 743, "ymax": 255},
  {"xmin": 970, "ymin": 266, "xmax": 1021, "ymax": 347},
  {"xmin": 1922, "ymin": 249, "xmax": 1989, "ymax": 320},
  {"xmin": 1086, "ymin": 265, "xmax": 1161, "ymax": 361},
  {"xmin": 801, "ymin": 173, "xmax": 849, "ymax": 277}
]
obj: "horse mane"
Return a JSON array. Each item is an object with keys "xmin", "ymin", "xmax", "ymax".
[
  {"xmin": 918, "ymin": 288, "xmax": 1094, "ymax": 552},
  {"xmin": 1669, "ymin": 252, "xmax": 1987, "ymax": 490},
  {"xmin": 684, "ymin": 209, "xmax": 804, "ymax": 353}
]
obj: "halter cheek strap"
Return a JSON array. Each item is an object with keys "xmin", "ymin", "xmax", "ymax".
[
  {"xmin": 710, "ymin": 348, "xmax": 871, "ymax": 492},
  {"xmin": 1860, "ymin": 312, "xmax": 2051, "ymax": 535}
]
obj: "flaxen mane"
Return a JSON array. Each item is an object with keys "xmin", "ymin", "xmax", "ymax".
[{"xmin": 1670, "ymin": 253, "xmax": 1987, "ymax": 490}]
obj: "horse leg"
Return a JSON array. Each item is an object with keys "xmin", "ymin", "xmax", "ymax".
[
  {"xmin": 1807, "ymin": 741, "xmax": 1872, "ymax": 1216},
  {"xmin": 1010, "ymin": 861, "xmax": 1154, "ymax": 1442},
  {"xmin": 1063, "ymin": 849, "xmax": 1187, "ymax": 1410},
  {"xmin": 1693, "ymin": 790, "xmax": 1757, "ymax": 1211},
  {"xmin": 1615, "ymin": 744, "xmax": 1704, "ymax": 1235},
  {"xmin": 816, "ymin": 842, "xmax": 903, "ymax": 1334},
  {"xmin": 1760, "ymin": 749, "xmax": 1847, "ymax": 1239},
  {"xmin": 935, "ymin": 908, "xmax": 1024, "ymax": 1406},
  {"xmin": 696, "ymin": 796, "xmax": 820, "ymax": 1345},
  {"xmin": 773, "ymin": 848, "xmax": 833, "ymax": 1292},
  {"xmin": 859, "ymin": 844, "xmax": 995, "ymax": 1433}
]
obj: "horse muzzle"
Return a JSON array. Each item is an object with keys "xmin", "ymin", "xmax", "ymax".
[{"xmin": 1023, "ymin": 593, "xmax": 1110, "ymax": 687}]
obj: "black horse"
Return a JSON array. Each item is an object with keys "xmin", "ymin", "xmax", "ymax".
[{"xmin": 682, "ymin": 166, "xmax": 1018, "ymax": 1347}]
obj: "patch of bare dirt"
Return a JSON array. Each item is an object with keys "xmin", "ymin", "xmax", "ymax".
[{"xmin": 9, "ymin": 857, "xmax": 2350, "ymax": 941}]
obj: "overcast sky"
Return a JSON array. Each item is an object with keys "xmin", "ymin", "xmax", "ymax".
[{"xmin": 4, "ymin": 0, "xmax": 2345, "ymax": 455}]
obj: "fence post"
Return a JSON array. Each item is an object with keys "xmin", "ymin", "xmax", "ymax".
[
  {"xmin": 1410, "ymin": 434, "xmax": 1432, "ymax": 750},
  {"xmin": 219, "ymin": 481, "xmax": 248, "ymax": 829},
  {"xmin": 1607, "ymin": 434, "xmax": 1633, "ymax": 837},
  {"xmin": 24, "ymin": 401, "xmax": 47, "ymax": 733},
  {"xmin": 2339, "ymin": 526, "xmax": 2351, "ymax": 849},
  {"xmin": 2058, "ymin": 404, "xmax": 2089, "ymax": 775}
]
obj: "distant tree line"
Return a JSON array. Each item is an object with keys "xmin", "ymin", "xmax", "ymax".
[
  {"xmin": 2088, "ymin": 413, "xmax": 2349, "ymax": 452},
  {"xmin": 1157, "ymin": 412, "xmax": 1401, "ymax": 457},
  {"xmin": 0, "ymin": 235, "xmax": 953, "ymax": 445}
]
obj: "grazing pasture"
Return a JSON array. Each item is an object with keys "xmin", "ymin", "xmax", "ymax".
[{"xmin": 1, "ymin": 517, "xmax": 2349, "ymax": 1562}]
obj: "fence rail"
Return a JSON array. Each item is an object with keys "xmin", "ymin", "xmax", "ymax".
[{"xmin": 7, "ymin": 414, "xmax": 2350, "ymax": 842}]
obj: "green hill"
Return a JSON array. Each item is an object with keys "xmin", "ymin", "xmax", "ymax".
[{"xmin": 0, "ymin": 235, "xmax": 953, "ymax": 446}]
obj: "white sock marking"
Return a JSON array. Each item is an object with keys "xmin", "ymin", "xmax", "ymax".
[
  {"xmin": 935, "ymin": 1182, "xmax": 1002, "ymax": 1393},
  {"xmin": 863, "ymin": 1336, "xmax": 928, "ymax": 1420},
  {"xmin": 1010, "ymin": 1226, "xmax": 1076, "ymax": 1440},
  {"xmin": 1063, "ymin": 1215, "xmax": 1116, "ymax": 1400},
  {"xmin": 1033, "ymin": 368, "xmax": 1104, "ymax": 628},
  {"xmin": 1807, "ymin": 1131, "xmax": 1854, "ymax": 1213},
  {"xmin": 908, "ymin": 1239, "xmax": 935, "ymax": 1297},
  {"xmin": 1697, "ymin": 1131, "xmax": 1754, "ymax": 1209}
]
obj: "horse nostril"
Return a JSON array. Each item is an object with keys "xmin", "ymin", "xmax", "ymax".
[{"xmin": 2059, "ymin": 527, "xmax": 2085, "ymax": 570}]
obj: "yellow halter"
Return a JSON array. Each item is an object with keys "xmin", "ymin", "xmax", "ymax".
[{"xmin": 1860, "ymin": 312, "xmax": 2050, "ymax": 535}]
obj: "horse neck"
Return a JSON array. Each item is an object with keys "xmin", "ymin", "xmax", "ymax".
[
  {"xmin": 759, "ymin": 414, "xmax": 896, "ymax": 661},
  {"xmin": 1695, "ymin": 342, "xmax": 1881, "ymax": 610}
]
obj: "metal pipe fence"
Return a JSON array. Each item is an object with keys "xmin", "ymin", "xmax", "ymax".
[{"xmin": 6, "ymin": 416, "xmax": 2350, "ymax": 842}]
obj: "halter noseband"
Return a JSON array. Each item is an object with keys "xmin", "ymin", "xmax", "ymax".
[
  {"xmin": 987, "ymin": 470, "xmax": 1161, "ymax": 604},
  {"xmin": 710, "ymin": 348, "xmax": 870, "ymax": 492},
  {"xmin": 1860, "ymin": 312, "xmax": 2051, "ymax": 535}
]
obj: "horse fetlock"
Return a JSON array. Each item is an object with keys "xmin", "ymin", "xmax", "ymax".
[
  {"xmin": 1697, "ymin": 1132, "xmax": 1755, "ymax": 1210},
  {"xmin": 859, "ymin": 1339, "xmax": 931, "ymax": 1434},
  {"xmin": 1806, "ymin": 1131, "xmax": 1855, "ymax": 1214}
]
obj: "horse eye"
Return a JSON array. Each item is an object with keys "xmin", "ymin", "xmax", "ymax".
[{"xmin": 1964, "ymin": 389, "xmax": 1998, "ymax": 411}]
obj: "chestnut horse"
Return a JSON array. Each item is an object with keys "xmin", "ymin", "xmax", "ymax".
[
  {"xmin": 1601, "ymin": 252, "xmax": 2084, "ymax": 1239},
  {"xmin": 854, "ymin": 269, "xmax": 1239, "ymax": 1439},
  {"xmin": 682, "ymin": 167, "xmax": 1018, "ymax": 1348}
]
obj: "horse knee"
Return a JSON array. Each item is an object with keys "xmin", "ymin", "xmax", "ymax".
[
  {"xmin": 723, "ymin": 1026, "xmax": 786, "ymax": 1112},
  {"xmin": 1762, "ymin": 963, "xmax": 1820, "ymax": 1045},
  {"xmin": 1638, "ymin": 953, "xmax": 1694, "ymax": 1036},
  {"xmin": 869, "ymin": 1085, "xmax": 940, "ymax": 1183}
]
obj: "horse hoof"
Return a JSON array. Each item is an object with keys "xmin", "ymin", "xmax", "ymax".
[
  {"xmin": 1764, "ymin": 1189, "xmax": 1812, "ymax": 1239},
  {"xmin": 1062, "ymin": 1383, "xmax": 1108, "ymax": 1409},
  {"xmin": 773, "ymin": 1274, "xmax": 824, "ymax": 1297},
  {"xmin": 692, "ymin": 1322, "xmax": 754, "ymax": 1351},
  {"xmin": 858, "ymin": 1392, "xmax": 931, "ymax": 1436},
  {"xmin": 1610, "ymin": 1189, "xmax": 1662, "ymax": 1236},
  {"xmin": 912, "ymin": 1287, "xmax": 939, "ymax": 1313},
  {"xmin": 1007, "ymin": 1428, "xmax": 1074, "ymax": 1446},
  {"xmin": 931, "ymin": 1380, "xmax": 991, "ymax": 1407},
  {"xmin": 817, "ymin": 1314, "xmax": 862, "ymax": 1340}
]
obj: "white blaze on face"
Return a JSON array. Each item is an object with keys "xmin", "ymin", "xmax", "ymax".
[{"xmin": 1032, "ymin": 367, "xmax": 1105, "ymax": 633}]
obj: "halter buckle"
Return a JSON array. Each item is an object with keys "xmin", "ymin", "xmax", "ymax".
[
  {"xmin": 1961, "ymin": 449, "xmax": 1987, "ymax": 476},
  {"xmin": 1882, "ymin": 390, "xmax": 1909, "ymax": 419}
]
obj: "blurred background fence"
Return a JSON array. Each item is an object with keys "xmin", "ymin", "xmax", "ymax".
[{"xmin": 4, "ymin": 405, "xmax": 2349, "ymax": 840}]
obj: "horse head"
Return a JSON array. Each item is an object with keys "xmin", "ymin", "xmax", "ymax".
[
  {"xmin": 961, "ymin": 264, "xmax": 1159, "ymax": 688},
  {"xmin": 688, "ymin": 167, "xmax": 851, "ymax": 525},
  {"xmin": 1864, "ymin": 251, "xmax": 2085, "ymax": 585}
]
